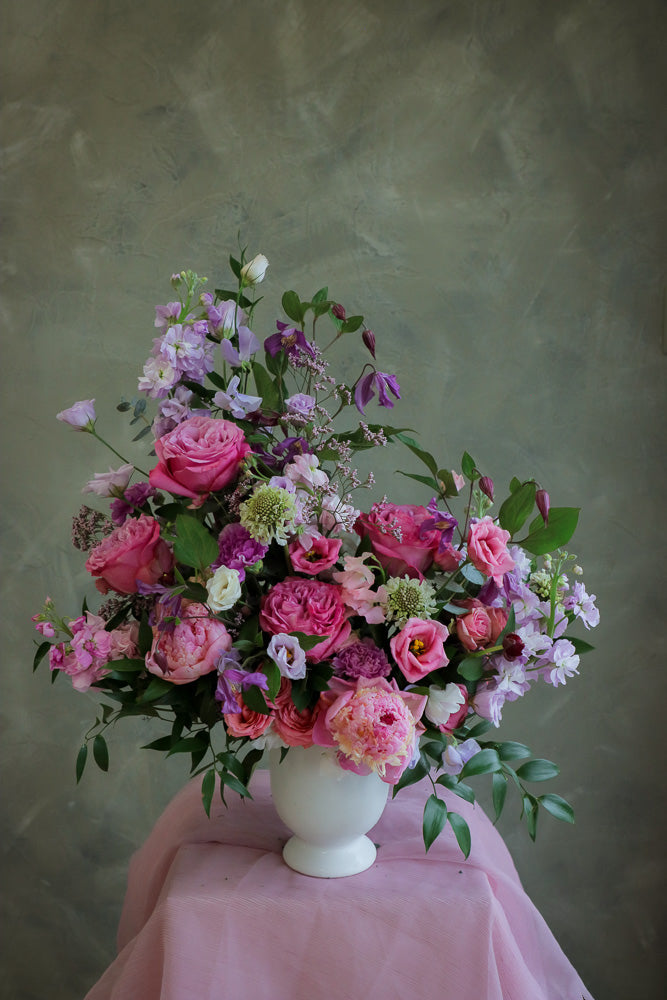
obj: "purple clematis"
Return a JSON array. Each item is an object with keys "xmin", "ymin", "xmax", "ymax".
[
  {"xmin": 420, "ymin": 497, "xmax": 458, "ymax": 551},
  {"xmin": 264, "ymin": 321, "xmax": 315, "ymax": 361},
  {"xmin": 353, "ymin": 370, "xmax": 401, "ymax": 414},
  {"xmin": 215, "ymin": 648, "xmax": 270, "ymax": 713}
]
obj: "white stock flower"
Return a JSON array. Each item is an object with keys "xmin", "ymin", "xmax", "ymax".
[
  {"xmin": 240, "ymin": 253, "xmax": 269, "ymax": 285},
  {"xmin": 206, "ymin": 566, "xmax": 242, "ymax": 612}
]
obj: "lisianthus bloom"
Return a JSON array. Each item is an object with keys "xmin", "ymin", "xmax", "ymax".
[
  {"xmin": 467, "ymin": 516, "xmax": 515, "ymax": 585},
  {"xmin": 82, "ymin": 464, "xmax": 134, "ymax": 498},
  {"xmin": 312, "ymin": 676, "xmax": 426, "ymax": 783},
  {"xmin": 145, "ymin": 602, "xmax": 232, "ymax": 685},
  {"xmin": 56, "ymin": 399, "xmax": 96, "ymax": 431},
  {"xmin": 390, "ymin": 616, "xmax": 450, "ymax": 682},
  {"xmin": 288, "ymin": 533, "xmax": 342, "ymax": 575},
  {"xmin": 206, "ymin": 565, "xmax": 242, "ymax": 612},
  {"xmin": 240, "ymin": 253, "xmax": 269, "ymax": 285},
  {"xmin": 267, "ymin": 633, "xmax": 307, "ymax": 680},
  {"xmin": 85, "ymin": 514, "xmax": 173, "ymax": 595}
]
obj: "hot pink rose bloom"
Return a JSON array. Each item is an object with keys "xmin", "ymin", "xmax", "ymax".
[
  {"xmin": 145, "ymin": 602, "xmax": 232, "ymax": 685},
  {"xmin": 149, "ymin": 415, "xmax": 250, "ymax": 500},
  {"xmin": 259, "ymin": 577, "xmax": 351, "ymax": 663},
  {"xmin": 288, "ymin": 533, "xmax": 342, "ymax": 576},
  {"xmin": 312, "ymin": 676, "xmax": 427, "ymax": 784},
  {"xmin": 272, "ymin": 680, "xmax": 317, "ymax": 747},
  {"xmin": 355, "ymin": 502, "xmax": 442, "ymax": 579},
  {"xmin": 467, "ymin": 516, "xmax": 515, "ymax": 585},
  {"xmin": 224, "ymin": 694, "xmax": 274, "ymax": 739},
  {"xmin": 390, "ymin": 616, "xmax": 450, "ymax": 682},
  {"xmin": 86, "ymin": 514, "xmax": 173, "ymax": 595},
  {"xmin": 455, "ymin": 598, "xmax": 508, "ymax": 652}
]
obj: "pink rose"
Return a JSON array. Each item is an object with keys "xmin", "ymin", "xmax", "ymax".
[
  {"xmin": 455, "ymin": 598, "xmax": 508, "ymax": 652},
  {"xmin": 259, "ymin": 577, "xmax": 351, "ymax": 663},
  {"xmin": 224, "ymin": 694, "xmax": 274, "ymax": 739},
  {"xmin": 288, "ymin": 533, "xmax": 342, "ymax": 576},
  {"xmin": 467, "ymin": 516, "xmax": 515, "ymax": 584},
  {"xmin": 272, "ymin": 680, "xmax": 317, "ymax": 747},
  {"xmin": 149, "ymin": 415, "xmax": 250, "ymax": 500},
  {"xmin": 390, "ymin": 616, "xmax": 450, "ymax": 682},
  {"xmin": 354, "ymin": 502, "xmax": 443, "ymax": 579},
  {"xmin": 145, "ymin": 602, "xmax": 232, "ymax": 685},
  {"xmin": 85, "ymin": 514, "xmax": 173, "ymax": 595}
]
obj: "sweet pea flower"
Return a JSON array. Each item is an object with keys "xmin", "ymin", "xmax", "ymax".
[
  {"xmin": 82, "ymin": 464, "xmax": 134, "ymax": 498},
  {"xmin": 213, "ymin": 376, "xmax": 262, "ymax": 419},
  {"xmin": 56, "ymin": 399, "xmax": 96, "ymax": 431},
  {"xmin": 440, "ymin": 738, "xmax": 481, "ymax": 776},
  {"xmin": 354, "ymin": 370, "xmax": 401, "ymax": 415},
  {"xmin": 219, "ymin": 324, "xmax": 261, "ymax": 366},
  {"xmin": 240, "ymin": 253, "xmax": 269, "ymax": 285}
]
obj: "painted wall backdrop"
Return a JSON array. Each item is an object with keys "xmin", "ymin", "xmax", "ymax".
[{"xmin": 2, "ymin": 1, "xmax": 665, "ymax": 997}]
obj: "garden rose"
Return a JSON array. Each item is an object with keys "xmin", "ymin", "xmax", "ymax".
[
  {"xmin": 288, "ymin": 533, "xmax": 342, "ymax": 575},
  {"xmin": 85, "ymin": 514, "xmax": 173, "ymax": 595},
  {"xmin": 455, "ymin": 598, "xmax": 508, "ymax": 651},
  {"xmin": 355, "ymin": 502, "xmax": 443, "ymax": 579},
  {"xmin": 467, "ymin": 516, "xmax": 515, "ymax": 584},
  {"xmin": 224, "ymin": 695, "xmax": 273, "ymax": 739},
  {"xmin": 272, "ymin": 681, "xmax": 317, "ymax": 747},
  {"xmin": 145, "ymin": 602, "xmax": 232, "ymax": 685},
  {"xmin": 149, "ymin": 415, "xmax": 250, "ymax": 500},
  {"xmin": 390, "ymin": 616, "xmax": 450, "ymax": 682},
  {"xmin": 259, "ymin": 577, "xmax": 351, "ymax": 662}
]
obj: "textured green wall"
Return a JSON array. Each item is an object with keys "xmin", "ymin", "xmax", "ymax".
[{"xmin": 2, "ymin": 2, "xmax": 665, "ymax": 998}]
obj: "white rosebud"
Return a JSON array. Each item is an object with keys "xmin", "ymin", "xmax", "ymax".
[
  {"xmin": 240, "ymin": 253, "xmax": 269, "ymax": 285},
  {"xmin": 206, "ymin": 566, "xmax": 242, "ymax": 612}
]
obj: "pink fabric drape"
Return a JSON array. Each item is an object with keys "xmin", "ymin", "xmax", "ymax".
[{"xmin": 84, "ymin": 771, "xmax": 593, "ymax": 1000}]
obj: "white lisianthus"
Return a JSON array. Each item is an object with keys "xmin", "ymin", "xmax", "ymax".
[
  {"xmin": 240, "ymin": 253, "xmax": 269, "ymax": 285},
  {"xmin": 206, "ymin": 566, "xmax": 242, "ymax": 612},
  {"xmin": 425, "ymin": 683, "xmax": 466, "ymax": 728}
]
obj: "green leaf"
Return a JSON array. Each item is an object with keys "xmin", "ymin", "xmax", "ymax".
[
  {"xmin": 437, "ymin": 469, "xmax": 460, "ymax": 496},
  {"xmin": 33, "ymin": 641, "xmax": 51, "ymax": 672},
  {"xmin": 201, "ymin": 769, "xmax": 216, "ymax": 817},
  {"xmin": 393, "ymin": 753, "xmax": 430, "ymax": 795},
  {"xmin": 495, "ymin": 741, "xmax": 532, "ymax": 761},
  {"xmin": 312, "ymin": 286, "xmax": 329, "ymax": 304},
  {"xmin": 138, "ymin": 613, "xmax": 153, "ymax": 657},
  {"xmin": 459, "ymin": 562, "xmax": 485, "ymax": 586},
  {"xmin": 463, "ymin": 718, "xmax": 494, "ymax": 739},
  {"xmin": 519, "ymin": 507, "xmax": 580, "ymax": 555},
  {"xmin": 282, "ymin": 290, "xmax": 304, "ymax": 324},
  {"xmin": 173, "ymin": 514, "xmax": 219, "ymax": 570},
  {"xmin": 435, "ymin": 774, "xmax": 476, "ymax": 804},
  {"xmin": 539, "ymin": 793, "xmax": 575, "ymax": 824},
  {"xmin": 396, "ymin": 432, "xmax": 439, "ymax": 478},
  {"xmin": 93, "ymin": 734, "xmax": 109, "ymax": 772},
  {"xmin": 566, "ymin": 636, "xmax": 595, "ymax": 655},
  {"xmin": 523, "ymin": 794, "xmax": 539, "ymax": 840},
  {"xmin": 461, "ymin": 452, "xmax": 477, "ymax": 480},
  {"xmin": 75, "ymin": 743, "xmax": 88, "ymax": 784},
  {"xmin": 447, "ymin": 812, "xmax": 471, "ymax": 858},
  {"xmin": 229, "ymin": 254, "xmax": 241, "ymax": 279},
  {"xmin": 132, "ymin": 425, "xmax": 152, "ymax": 442},
  {"xmin": 423, "ymin": 794, "xmax": 448, "ymax": 852},
  {"xmin": 108, "ymin": 657, "xmax": 145, "ymax": 673},
  {"xmin": 242, "ymin": 684, "xmax": 271, "ymax": 715},
  {"xmin": 289, "ymin": 631, "xmax": 328, "ymax": 652},
  {"xmin": 251, "ymin": 361, "xmax": 281, "ymax": 411},
  {"xmin": 220, "ymin": 770, "xmax": 252, "ymax": 799},
  {"xmin": 138, "ymin": 677, "xmax": 173, "ymax": 703},
  {"xmin": 396, "ymin": 470, "xmax": 440, "ymax": 491},
  {"xmin": 263, "ymin": 660, "xmax": 282, "ymax": 702},
  {"xmin": 141, "ymin": 735, "xmax": 175, "ymax": 752},
  {"xmin": 492, "ymin": 772, "xmax": 508, "ymax": 821},
  {"xmin": 341, "ymin": 315, "xmax": 364, "ymax": 333},
  {"xmin": 497, "ymin": 481, "xmax": 536, "ymax": 536},
  {"xmin": 460, "ymin": 747, "xmax": 502, "ymax": 778},
  {"xmin": 516, "ymin": 758, "xmax": 560, "ymax": 782},
  {"xmin": 456, "ymin": 657, "xmax": 484, "ymax": 682}
]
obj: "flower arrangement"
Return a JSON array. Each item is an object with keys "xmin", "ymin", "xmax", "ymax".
[{"xmin": 32, "ymin": 247, "xmax": 599, "ymax": 856}]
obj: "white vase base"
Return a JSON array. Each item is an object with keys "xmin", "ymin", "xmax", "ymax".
[{"xmin": 282, "ymin": 833, "xmax": 377, "ymax": 878}]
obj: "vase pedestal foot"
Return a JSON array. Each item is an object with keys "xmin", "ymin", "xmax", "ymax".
[{"xmin": 282, "ymin": 833, "xmax": 377, "ymax": 878}]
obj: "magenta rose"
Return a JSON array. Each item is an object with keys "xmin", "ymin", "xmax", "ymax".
[
  {"xmin": 259, "ymin": 577, "xmax": 351, "ymax": 663},
  {"xmin": 467, "ymin": 516, "xmax": 515, "ymax": 584},
  {"xmin": 85, "ymin": 514, "xmax": 173, "ymax": 595},
  {"xmin": 145, "ymin": 602, "xmax": 232, "ymax": 685},
  {"xmin": 288, "ymin": 533, "xmax": 342, "ymax": 576},
  {"xmin": 390, "ymin": 616, "xmax": 450, "ymax": 682},
  {"xmin": 455, "ymin": 598, "xmax": 508, "ymax": 652},
  {"xmin": 354, "ymin": 502, "xmax": 442, "ymax": 579},
  {"xmin": 149, "ymin": 415, "xmax": 250, "ymax": 500}
]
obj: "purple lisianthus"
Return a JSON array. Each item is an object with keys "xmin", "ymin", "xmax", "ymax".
[
  {"xmin": 354, "ymin": 370, "xmax": 400, "ymax": 415},
  {"xmin": 285, "ymin": 393, "xmax": 316, "ymax": 416},
  {"xmin": 267, "ymin": 633, "xmax": 307, "ymax": 680},
  {"xmin": 264, "ymin": 321, "xmax": 315, "ymax": 361},
  {"xmin": 212, "ymin": 522, "xmax": 269, "ymax": 579},
  {"xmin": 83, "ymin": 463, "xmax": 134, "ymax": 498},
  {"xmin": 56, "ymin": 399, "xmax": 96, "ymax": 431},
  {"xmin": 110, "ymin": 482, "xmax": 161, "ymax": 526},
  {"xmin": 332, "ymin": 639, "xmax": 392, "ymax": 680}
]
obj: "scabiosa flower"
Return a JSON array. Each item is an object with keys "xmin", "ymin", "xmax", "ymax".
[
  {"xmin": 354, "ymin": 369, "xmax": 401, "ymax": 415},
  {"xmin": 239, "ymin": 483, "xmax": 299, "ymax": 545},
  {"xmin": 382, "ymin": 576, "xmax": 437, "ymax": 627},
  {"xmin": 331, "ymin": 639, "xmax": 392, "ymax": 680}
]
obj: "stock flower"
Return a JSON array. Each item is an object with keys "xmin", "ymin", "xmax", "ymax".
[
  {"xmin": 85, "ymin": 514, "xmax": 173, "ymax": 595},
  {"xmin": 146, "ymin": 602, "xmax": 232, "ymax": 685},
  {"xmin": 149, "ymin": 415, "xmax": 250, "ymax": 500},
  {"xmin": 138, "ymin": 357, "xmax": 178, "ymax": 397},
  {"xmin": 390, "ymin": 616, "xmax": 450, "ymax": 682},
  {"xmin": 354, "ymin": 370, "xmax": 400, "ymax": 415},
  {"xmin": 56, "ymin": 399, "xmax": 96, "ymax": 431},
  {"xmin": 563, "ymin": 582, "xmax": 600, "ymax": 630},
  {"xmin": 240, "ymin": 253, "xmax": 269, "ymax": 285},
  {"xmin": 467, "ymin": 516, "xmax": 515, "ymax": 584},
  {"xmin": 259, "ymin": 577, "xmax": 351, "ymax": 663},
  {"xmin": 240, "ymin": 483, "xmax": 299, "ymax": 545},
  {"xmin": 206, "ymin": 566, "xmax": 242, "ymax": 612},
  {"xmin": 332, "ymin": 553, "xmax": 385, "ymax": 624},
  {"xmin": 82, "ymin": 464, "xmax": 134, "ymax": 498}
]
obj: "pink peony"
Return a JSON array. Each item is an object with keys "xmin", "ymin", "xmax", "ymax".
[
  {"xmin": 85, "ymin": 514, "xmax": 173, "ymax": 595},
  {"xmin": 354, "ymin": 502, "xmax": 443, "ymax": 579},
  {"xmin": 288, "ymin": 533, "xmax": 342, "ymax": 576},
  {"xmin": 312, "ymin": 676, "xmax": 427, "ymax": 783},
  {"xmin": 145, "ymin": 602, "xmax": 232, "ymax": 685},
  {"xmin": 467, "ymin": 516, "xmax": 515, "ymax": 585},
  {"xmin": 224, "ymin": 694, "xmax": 274, "ymax": 739},
  {"xmin": 149, "ymin": 415, "xmax": 250, "ymax": 501},
  {"xmin": 455, "ymin": 598, "xmax": 508, "ymax": 652},
  {"xmin": 390, "ymin": 616, "xmax": 450, "ymax": 682},
  {"xmin": 259, "ymin": 577, "xmax": 351, "ymax": 663}
]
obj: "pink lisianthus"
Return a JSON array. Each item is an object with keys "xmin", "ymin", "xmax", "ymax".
[
  {"xmin": 85, "ymin": 514, "xmax": 173, "ymax": 595},
  {"xmin": 259, "ymin": 577, "xmax": 351, "ymax": 663},
  {"xmin": 271, "ymin": 680, "xmax": 317, "ymax": 747},
  {"xmin": 332, "ymin": 553, "xmax": 385, "ymax": 624},
  {"xmin": 467, "ymin": 516, "xmax": 515, "ymax": 585},
  {"xmin": 354, "ymin": 502, "xmax": 443, "ymax": 580},
  {"xmin": 149, "ymin": 415, "xmax": 250, "ymax": 501},
  {"xmin": 455, "ymin": 598, "xmax": 508, "ymax": 652},
  {"xmin": 288, "ymin": 533, "xmax": 342, "ymax": 576},
  {"xmin": 224, "ymin": 694, "xmax": 274, "ymax": 739},
  {"xmin": 390, "ymin": 616, "xmax": 450, "ymax": 683},
  {"xmin": 145, "ymin": 602, "xmax": 232, "ymax": 685},
  {"xmin": 312, "ymin": 676, "xmax": 426, "ymax": 783}
]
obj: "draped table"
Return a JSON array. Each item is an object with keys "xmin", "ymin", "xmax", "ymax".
[{"xmin": 84, "ymin": 771, "xmax": 593, "ymax": 999}]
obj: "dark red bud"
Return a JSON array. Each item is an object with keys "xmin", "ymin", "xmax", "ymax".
[
  {"xmin": 536, "ymin": 489, "xmax": 550, "ymax": 525},
  {"xmin": 479, "ymin": 476, "xmax": 494, "ymax": 501},
  {"xmin": 362, "ymin": 328, "xmax": 376, "ymax": 359},
  {"xmin": 502, "ymin": 633, "xmax": 525, "ymax": 661},
  {"xmin": 331, "ymin": 303, "xmax": 346, "ymax": 321}
]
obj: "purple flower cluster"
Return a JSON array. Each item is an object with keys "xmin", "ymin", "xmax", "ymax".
[
  {"xmin": 332, "ymin": 639, "xmax": 392, "ymax": 680},
  {"xmin": 110, "ymin": 483, "xmax": 161, "ymax": 526},
  {"xmin": 212, "ymin": 522, "xmax": 269, "ymax": 579}
]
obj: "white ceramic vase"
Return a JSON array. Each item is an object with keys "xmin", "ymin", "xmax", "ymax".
[{"xmin": 268, "ymin": 745, "xmax": 389, "ymax": 878}]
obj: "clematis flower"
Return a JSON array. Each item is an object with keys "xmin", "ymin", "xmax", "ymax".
[
  {"xmin": 354, "ymin": 370, "xmax": 400, "ymax": 415},
  {"xmin": 264, "ymin": 321, "xmax": 315, "ymax": 360}
]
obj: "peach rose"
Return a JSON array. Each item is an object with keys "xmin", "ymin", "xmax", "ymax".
[
  {"xmin": 467, "ymin": 516, "xmax": 515, "ymax": 585},
  {"xmin": 455, "ymin": 599, "xmax": 508, "ymax": 652}
]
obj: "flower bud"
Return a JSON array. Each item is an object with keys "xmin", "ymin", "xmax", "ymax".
[
  {"xmin": 362, "ymin": 328, "xmax": 376, "ymax": 359},
  {"xmin": 331, "ymin": 303, "xmax": 346, "ymax": 321},
  {"xmin": 536, "ymin": 489, "xmax": 550, "ymax": 525},
  {"xmin": 240, "ymin": 253, "xmax": 269, "ymax": 285},
  {"xmin": 56, "ymin": 399, "xmax": 96, "ymax": 431},
  {"xmin": 479, "ymin": 476, "xmax": 494, "ymax": 501},
  {"xmin": 502, "ymin": 632, "xmax": 525, "ymax": 660}
]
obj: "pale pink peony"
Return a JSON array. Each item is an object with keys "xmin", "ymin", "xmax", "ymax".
[
  {"xmin": 85, "ymin": 514, "xmax": 173, "ymax": 595},
  {"xmin": 467, "ymin": 516, "xmax": 515, "ymax": 585},
  {"xmin": 355, "ymin": 502, "xmax": 443, "ymax": 579},
  {"xmin": 288, "ymin": 533, "xmax": 342, "ymax": 576},
  {"xmin": 145, "ymin": 602, "xmax": 232, "ymax": 685},
  {"xmin": 390, "ymin": 616, "xmax": 450, "ymax": 683},
  {"xmin": 455, "ymin": 598, "xmax": 508, "ymax": 652},
  {"xmin": 259, "ymin": 577, "xmax": 351, "ymax": 663},
  {"xmin": 149, "ymin": 415, "xmax": 250, "ymax": 500}
]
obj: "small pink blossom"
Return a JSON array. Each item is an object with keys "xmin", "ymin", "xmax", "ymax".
[
  {"xmin": 390, "ymin": 616, "xmax": 450, "ymax": 682},
  {"xmin": 455, "ymin": 598, "xmax": 508, "ymax": 651},
  {"xmin": 288, "ymin": 533, "xmax": 342, "ymax": 575},
  {"xmin": 467, "ymin": 516, "xmax": 515, "ymax": 585},
  {"xmin": 56, "ymin": 399, "xmax": 96, "ymax": 431},
  {"xmin": 82, "ymin": 464, "xmax": 134, "ymax": 498},
  {"xmin": 332, "ymin": 553, "xmax": 385, "ymax": 624}
]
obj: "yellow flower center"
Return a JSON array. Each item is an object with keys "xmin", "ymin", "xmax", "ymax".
[{"xmin": 409, "ymin": 638, "xmax": 426, "ymax": 657}]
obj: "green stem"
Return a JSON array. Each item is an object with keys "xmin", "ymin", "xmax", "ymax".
[{"xmin": 91, "ymin": 430, "xmax": 149, "ymax": 478}]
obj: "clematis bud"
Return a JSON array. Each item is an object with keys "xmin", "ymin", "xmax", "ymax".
[
  {"xmin": 362, "ymin": 328, "xmax": 376, "ymax": 359},
  {"xmin": 331, "ymin": 303, "xmax": 346, "ymax": 321},
  {"xmin": 479, "ymin": 476, "xmax": 494, "ymax": 501},
  {"xmin": 240, "ymin": 253, "xmax": 269, "ymax": 285},
  {"xmin": 536, "ymin": 489, "xmax": 550, "ymax": 526},
  {"xmin": 502, "ymin": 633, "xmax": 525, "ymax": 660}
]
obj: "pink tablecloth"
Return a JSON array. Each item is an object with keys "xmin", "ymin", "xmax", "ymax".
[{"xmin": 85, "ymin": 771, "xmax": 593, "ymax": 1000}]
